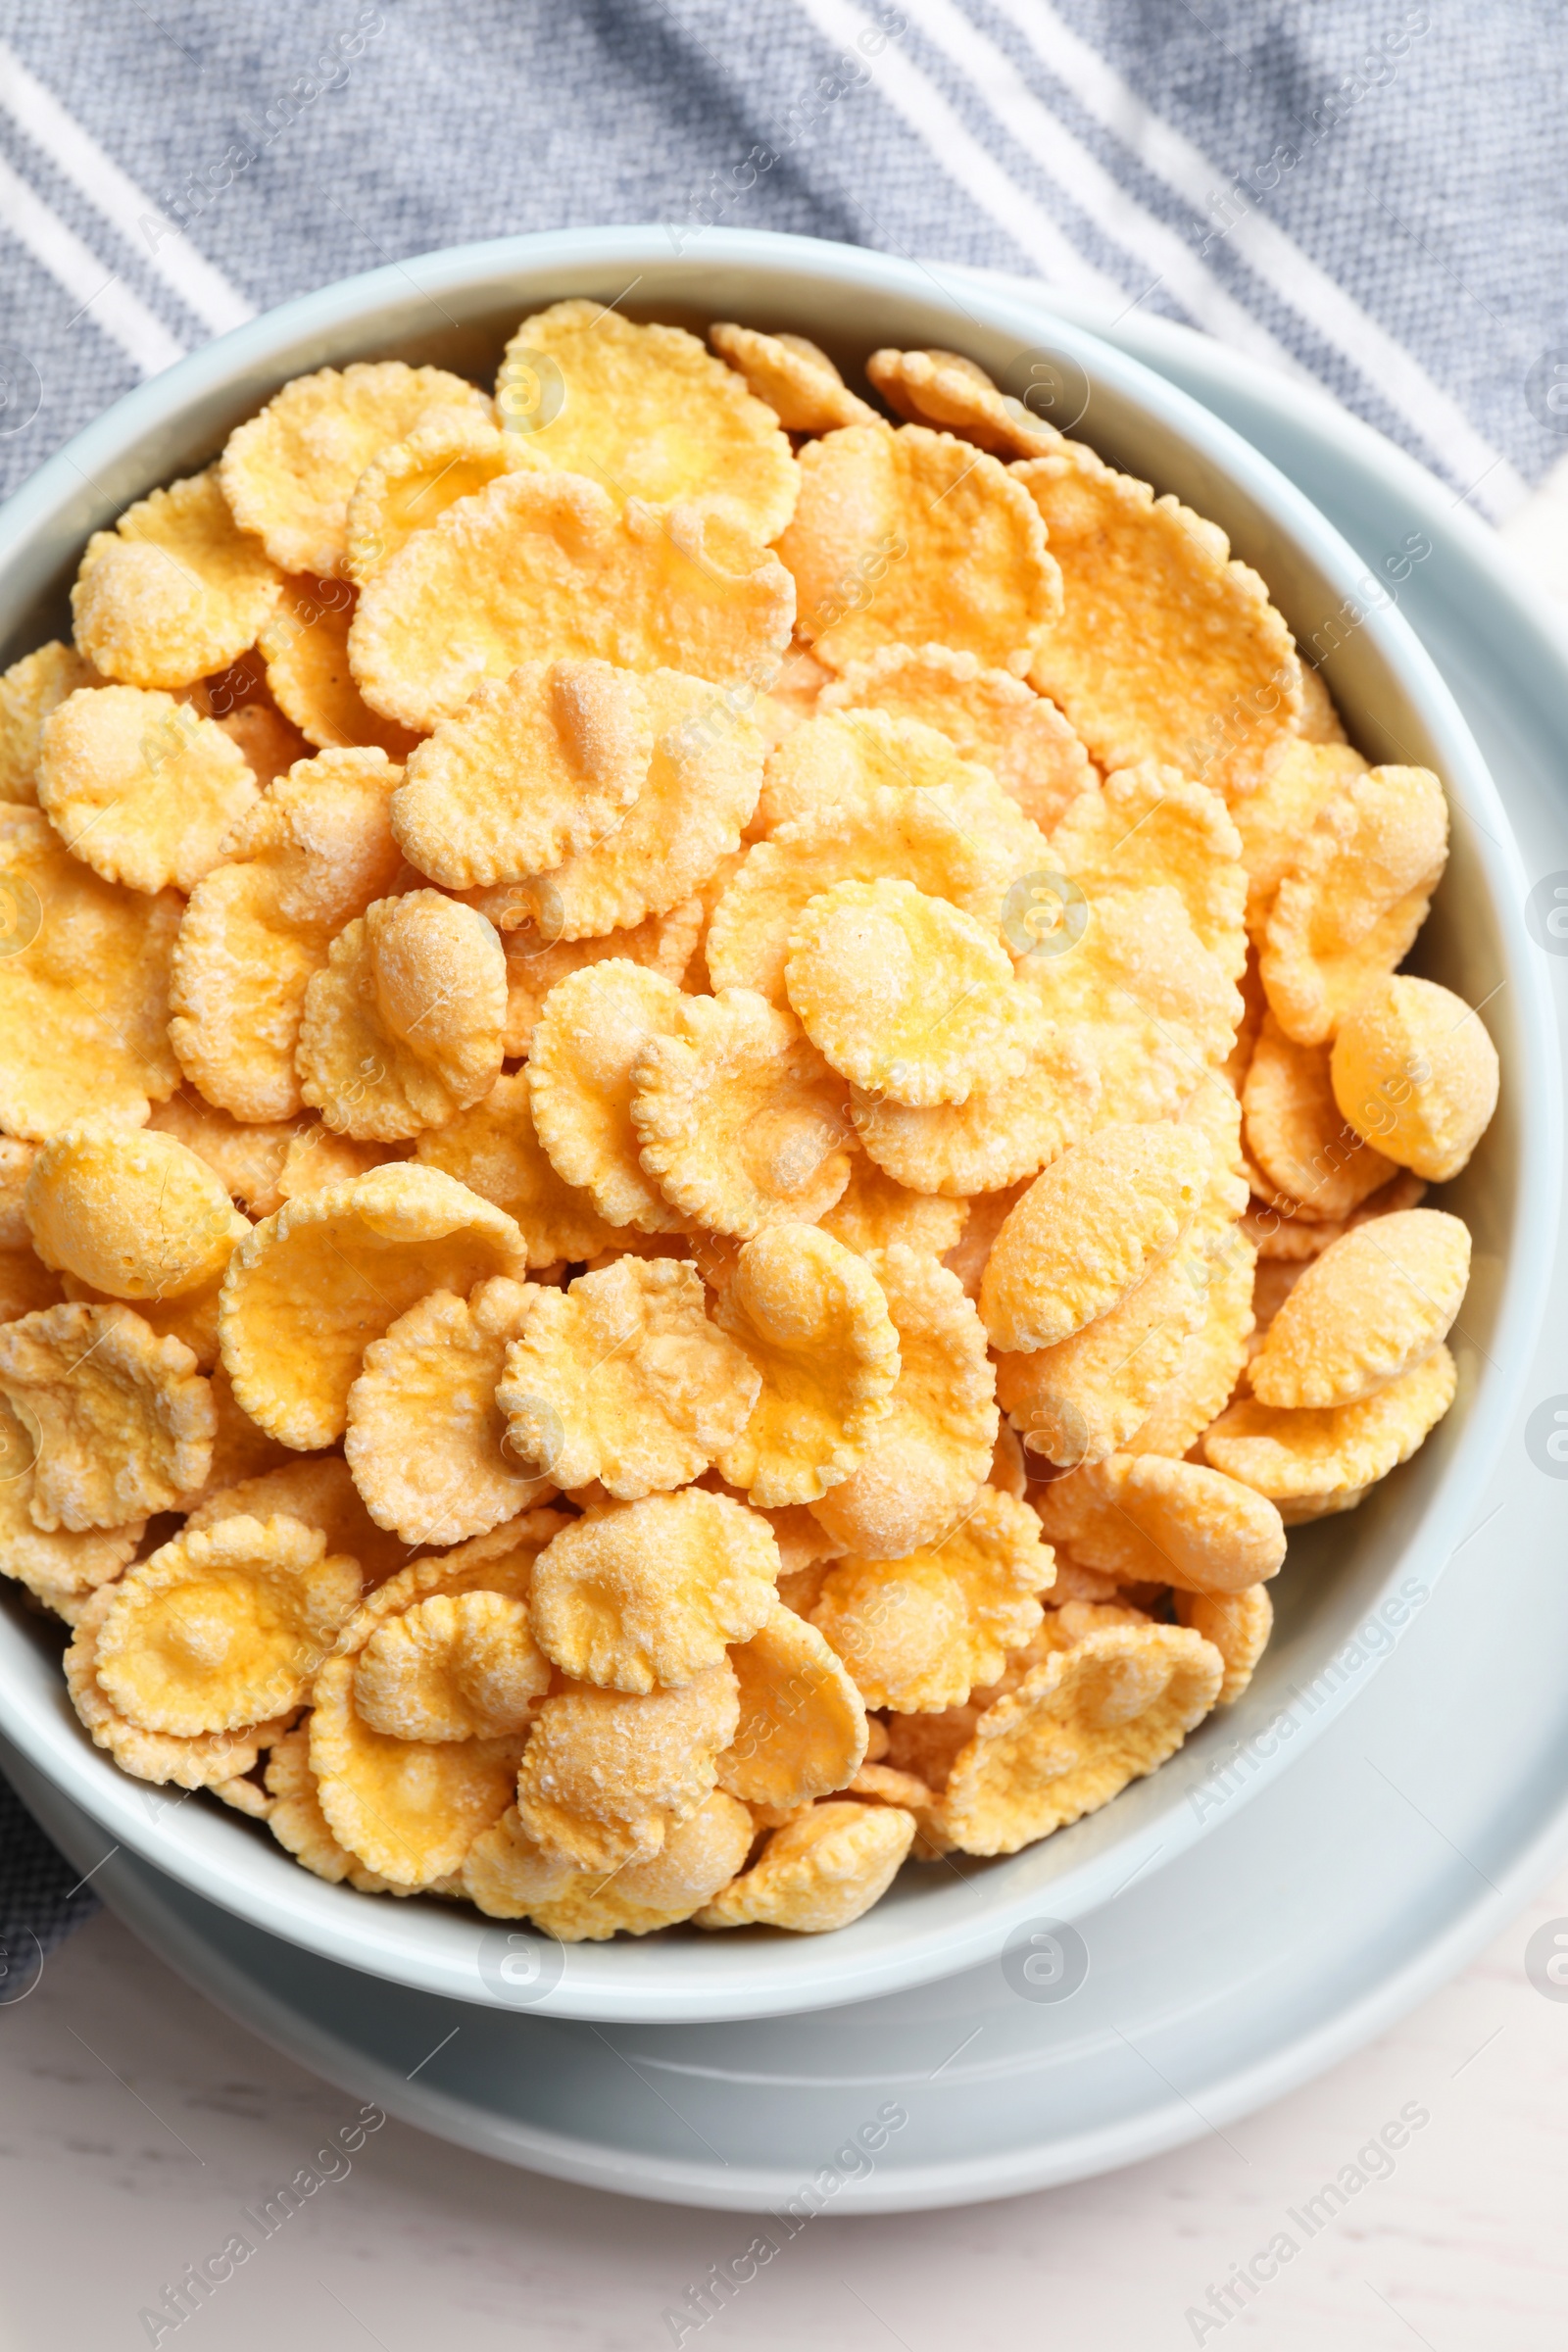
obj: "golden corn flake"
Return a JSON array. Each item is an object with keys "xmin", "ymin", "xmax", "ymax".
[
  {"xmin": 528, "ymin": 960, "xmax": 687, "ymax": 1231},
  {"xmin": 1331, "ymin": 973, "xmax": 1499, "ymax": 1184},
  {"xmin": 175, "ymin": 1365, "xmax": 291, "ymax": 1507},
  {"xmin": 1203, "ymin": 1342, "xmax": 1457, "ymax": 1502},
  {"xmin": 785, "ymin": 876, "xmax": 1036, "ymax": 1108},
  {"xmin": 530, "ymin": 1488, "xmax": 778, "ymax": 1691},
  {"xmin": 514, "ymin": 1661, "xmax": 740, "ymax": 1872},
  {"xmin": 1034, "ymin": 1450, "xmax": 1286, "ymax": 1595},
  {"xmin": 811, "ymin": 1487, "xmax": 1052, "ymax": 1711},
  {"xmin": 1127, "ymin": 1225, "xmax": 1255, "ymax": 1456},
  {"xmin": 348, "ymin": 469, "xmax": 793, "ymax": 735},
  {"xmin": 502, "ymin": 300, "xmax": 798, "ymax": 538},
  {"xmin": 343, "ymin": 1509, "xmax": 567, "ymax": 1645},
  {"xmin": 296, "ymin": 890, "xmax": 506, "ymax": 1141},
  {"xmin": 344, "ymin": 413, "xmax": 543, "ymax": 585},
  {"xmin": 818, "ymin": 1153, "xmax": 967, "ymax": 1258},
  {"xmin": 1234, "ymin": 737, "xmax": 1367, "ymax": 942},
  {"xmin": 221, "ymin": 360, "xmax": 494, "ymax": 577},
  {"xmin": 0, "ymin": 1300, "xmax": 212, "ymax": 1530},
  {"xmin": 416, "ymin": 1068, "xmax": 614, "ymax": 1267},
  {"xmin": 867, "ymin": 345, "xmax": 1062, "ymax": 461},
  {"xmin": 712, "ymin": 1223, "xmax": 900, "ymax": 1506},
  {"xmin": 25, "ymin": 1124, "xmax": 247, "ymax": 1300},
  {"xmin": 0, "ymin": 642, "xmax": 98, "ymax": 804},
  {"xmin": 258, "ymin": 573, "xmax": 419, "ymax": 760},
  {"xmin": 1250, "ymin": 1208, "xmax": 1469, "ymax": 1410},
  {"xmin": 218, "ymin": 1162, "xmax": 526, "ymax": 1448},
  {"xmin": 498, "ymin": 1257, "xmax": 759, "ymax": 1499},
  {"xmin": 96, "ymin": 1513, "xmax": 359, "ymax": 1733},
  {"xmin": 631, "ymin": 987, "xmax": 853, "ymax": 1237},
  {"xmin": 1049, "ymin": 761, "xmax": 1248, "ymax": 978},
  {"xmin": 35, "ymin": 685, "xmax": 256, "ymax": 896},
  {"xmin": 705, "ymin": 780, "xmax": 1015, "ymax": 1007},
  {"xmin": 188, "ymin": 1451, "xmax": 405, "ymax": 1584},
  {"xmin": 1260, "ymin": 764, "xmax": 1449, "ymax": 1045},
  {"xmin": 1243, "ymin": 1010, "xmax": 1397, "ymax": 1221},
  {"xmin": 529, "ymin": 1789, "xmax": 757, "ymax": 1941},
  {"xmin": 497, "ymin": 897, "xmax": 700, "ymax": 1058},
  {"xmin": 169, "ymin": 746, "xmax": 406, "ymax": 1122},
  {"xmin": 310, "ymin": 1648, "xmax": 527, "ymax": 1887},
  {"xmin": 1174, "ymin": 1582, "xmax": 1272, "ymax": 1704},
  {"xmin": 710, "ymin": 321, "xmax": 877, "ymax": 433},
  {"xmin": 66, "ymin": 1582, "xmax": 288, "ymax": 1788},
  {"xmin": 458, "ymin": 669, "xmax": 762, "ymax": 946},
  {"xmin": 818, "ymin": 644, "xmax": 1094, "ymax": 833},
  {"xmin": 996, "ymin": 1245, "xmax": 1209, "ymax": 1468},
  {"xmin": 0, "ymin": 1391, "xmax": 142, "ymax": 1600},
  {"xmin": 752, "ymin": 708, "xmax": 979, "ymax": 838},
  {"xmin": 265, "ymin": 1722, "xmax": 393, "ymax": 1891},
  {"xmin": 460, "ymin": 1804, "xmax": 583, "ymax": 1917},
  {"xmin": 779, "ymin": 422, "xmax": 1060, "ymax": 675},
  {"xmin": 1247, "ymin": 1165, "xmax": 1427, "ymax": 1263},
  {"xmin": 981, "ymin": 1120, "xmax": 1209, "ymax": 1353},
  {"xmin": 695, "ymin": 1797, "xmax": 914, "ymax": 1933},
  {"xmin": 716, "ymin": 1600, "xmax": 867, "ymax": 1811},
  {"xmin": 808, "ymin": 1246, "xmax": 997, "ymax": 1561},
  {"xmin": 0, "ymin": 807, "xmax": 180, "ymax": 1138},
  {"xmin": 344, "ymin": 1276, "xmax": 550, "ymax": 1545},
  {"xmin": 393, "ymin": 658, "xmax": 652, "ymax": 890},
  {"xmin": 933, "ymin": 1624, "xmax": 1223, "ymax": 1855},
  {"xmin": 1016, "ymin": 441, "xmax": 1299, "ymax": 797},
  {"xmin": 353, "ymin": 1589, "xmax": 550, "ymax": 1740},
  {"xmin": 1019, "ymin": 884, "xmax": 1243, "ymax": 1130},
  {"xmin": 71, "ymin": 468, "xmax": 282, "ymax": 692}
]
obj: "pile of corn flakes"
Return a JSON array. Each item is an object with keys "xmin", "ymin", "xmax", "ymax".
[{"xmin": 0, "ymin": 305, "xmax": 1498, "ymax": 1942}]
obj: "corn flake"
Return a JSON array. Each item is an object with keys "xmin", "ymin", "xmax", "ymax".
[
  {"xmin": 1203, "ymin": 1342, "xmax": 1456, "ymax": 1503},
  {"xmin": 497, "ymin": 897, "xmax": 700, "ymax": 1057},
  {"xmin": 25, "ymin": 1123, "xmax": 247, "ymax": 1301},
  {"xmin": 778, "ymin": 422, "xmax": 1058, "ymax": 675},
  {"xmin": 264, "ymin": 1723, "xmax": 393, "ymax": 1891},
  {"xmin": 1331, "ymin": 974, "xmax": 1499, "ymax": 1184},
  {"xmin": 1126, "ymin": 1225, "xmax": 1255, "ymax": 1456},
  {"xmin": 996, "ymin": 1246, "xmax": 1209, "ymax": 1468},
  {"xmin": 147, "ymin": 1096, "xmax": 302, "ymax": 1219},
  {"xmin": 1049, "ymin": 760, "xmax": 1248, "ymax": 979},
  {"xmin": 296, "ymin": 889, "xmax": 506, "ymax": 1141},
  {"xmin": 808, "ymin": 1246, "xmax": 997, "ymax": 1560},
  {"xmin": 259, "ymin": 573, "xmax": 419, "ymax": 759},
  {"xmin": 66, "ymin": 1582, "xmax": 288, "ymax": 1788},
  {"xmin": 498, "ymin": 1257, "xmax": 760, "ymax": 1499},
  {"xmin": 514, "ymin": 1661, "xmax": 740, "ymax": 1871},
  {"xmin": 71, "ymin": 468, "xmax": 281, "ymax": 692},
  {"xmin": 1250, "ymin": 1208, "xmax": 1469, "ymax": 1410},
  {"xmin": 1173, "ymin": 1583, "xmax": 1272, "ymax": 1704},
  {"xmin": 932, "ymin": 1623, "xmax": 1223, "ymax": 1855},
  {"xmin": 221, "ymin": 361, "xmax": 493, "ymax": 577},
  {"xmin": 169, "ymin": 746, "xmax": 406, "ymax": 1121},
  {"xmin": 96, "ymin": 1513, "xmax": 359, "ymax": 1733},
  {"xmin": 530, "ymin": 1488, "xmax": 778, "ymax": 1691},
  {"xmin": 353, "ymin": 1589, "xmax": 550, "ymax": 1740},
  {"xmin": 694, "ymin": 1797, "xmax": 914, "ymax": 1933},
  {"xmin": 0, "ymin": 1300, "xmax": 212, "ymax": 1530},
  {"xmin": 710, "ymin": 321, "xmax": 877, "ymax": 433},
  {"xmin": 818, "ymin": 1154, "xmax": 967, "ymax": 1257},
  {"xmin": 1234, "ymin": 737, "xmax": 1368, "ymax": 942},
  {"xmin": 0, "ymin": 1392, "xmax": 142, "ymax": 1600},
  {"xmin": 348, "ymin": 469, "xmax": 793, "ymax": 734},
  {"xmin": 1016, "ymin": 443, "xmax": 1299, "ymax": 798},
  {"xmin": 0, "ymin": 808, "xmax": 180, "ymax": 1138},
  {"xmin": 343, "ymin": 1276, "xmax": 550, "ymax": 1545},
  {"xmin": 1260, "ymin": 765, "xmax": 1449, "ymax": 1045},
  {"xmin": 712, "ymin": 1223, "xmax": 900, "ymax": 1506},
  {"xmin": 527, "ymin": 960, "xmax": 688, "ymax": 1231},
  {"xmin": 345, "ymin": 413, "xmax": 544, "ymax": 585},
  {"xmin": 632, "ymin": 986, "xmax": 854, "ymax": 1236},
  {"xmin": 715, "ymin": 1599, "xmax": 867, "ymax": 1810},
  {"xmin": 218, "ymin": 1162, "xmax": 526, "ymax": 1448},
  {"xmin": 810, "ymin": 1487, "xmax": 1052, "ymax": 1711},
  {"xmin": 1243, "ymin": 1009, "xmax": 1398, "ymax": 1221},
  {"xmin": 1033, "ymin": 1450, "xmax": 1286, "ymax": 1595},
  {"xmin": 0, "ymin": 642, "xmax": 99, "ymax": 806},
  {"xmin": 981, "ymin": 1120, "xmax": 1209, "ymax": 1353},
  {"xmin": 818, "ymin": 643, "xmax": 1094, "ymax": 832},
  {"xmin": 310, "ymin": 1647, "xmax": 527, "ymax": 1887}
]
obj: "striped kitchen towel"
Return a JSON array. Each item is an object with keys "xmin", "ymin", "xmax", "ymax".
[{"xmin": 0, "ymin": 0, "xmax": 1563, "ymax": 1938}]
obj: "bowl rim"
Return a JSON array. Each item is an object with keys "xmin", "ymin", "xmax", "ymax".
[{"xmin": 0, "ymin": 225, "xmax": 1555, "ymax": 2024}]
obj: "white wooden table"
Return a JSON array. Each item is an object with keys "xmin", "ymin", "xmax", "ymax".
[{"xmin": 2, "ymin": 465, "xmax": 1565, "ymax": 2352}]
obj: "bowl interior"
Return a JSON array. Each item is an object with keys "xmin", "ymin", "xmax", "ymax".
[{"xmin": 0, "ymin": 230, "xmax": 1548, "ymax": 2023}]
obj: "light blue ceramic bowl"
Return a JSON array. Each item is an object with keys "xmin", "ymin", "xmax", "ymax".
[{"xmin": 0, "ymin": 229, "xmax": 1553, "ymax": 2023}]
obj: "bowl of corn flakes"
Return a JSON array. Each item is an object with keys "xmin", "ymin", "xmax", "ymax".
[{"xmin": 0, "ymin": 230, "xmax": 1543, "ymax": 2023}]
